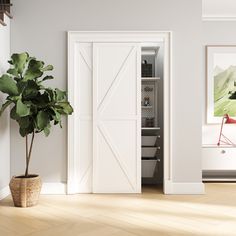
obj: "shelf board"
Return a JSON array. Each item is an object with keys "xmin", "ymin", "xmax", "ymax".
[
  {"xmin": 142, "ymin": 127, "xmax": 160, "ymax": 130},
  {"xmin": 142, "ymin": 106, "xmax": 153, "ymax": 109},
  {"xmin": 142, "ymin": 77, "xmax": 160, "ymax": 81},
  {"xmin": 142, "ymin": 158, "xmax": 158, "ymax": 161},
  {"xmin": 203, "ymin": 178, "xmax": 236, "ymax": 182}
]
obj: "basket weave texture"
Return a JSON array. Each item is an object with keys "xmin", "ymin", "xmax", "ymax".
[{"xmin": 9, "ymin": 175, "xmax": 42, "ymax": 207}]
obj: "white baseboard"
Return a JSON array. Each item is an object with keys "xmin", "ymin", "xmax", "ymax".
[
  {"xmin": 0, "ymin": 186, "xmax": 10, "ymax": 200},
  {"xmin": 41, "ymin": 183, "xmax": 67, "ymax": 194},
  {"xmin": 164, "ymin": 180, "xmax": 205, "ymax": 194},
  {"xmin": 1, "ymin": 181, "xmax": 204, "ymax": 196}
]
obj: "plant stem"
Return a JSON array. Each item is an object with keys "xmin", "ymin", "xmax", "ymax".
[
  {"xmin": 24, "ymin": 131, "xmax": 35, "ymax": 177},
  {"xmin": 25, "ymin": 134, "xmax": 28, "ymax": 176}
]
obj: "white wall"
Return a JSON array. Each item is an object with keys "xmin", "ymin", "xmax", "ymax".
[
  {"xmin": 203, "ymin": 0, "xmax": 236, "ymax": 18},
  {"xmin": 0, "ymin": 16, "xmax": 11, "ymax": 198},
  {"xmin": 202, "ymin": 21, "xmax": 236, "ymax": 146},
  {"xmin": 11, "ymin": 0, "xmax": 203, "ymax": 187}
]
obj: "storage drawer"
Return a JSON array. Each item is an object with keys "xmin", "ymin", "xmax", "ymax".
[
  {"xmin": 142, "ymin": 136, "xmax": 157, "ymax": 146},
  {"xmin": 142, "ymin": 160, "xmax": 157, "ymax": 178},
  {"xmin": 142, "ymin": 147, "xmax": 157, "ymax": 158},
  {"xmin": 202, "ymin": 147, "xmax": 236, "ymax": 170}
]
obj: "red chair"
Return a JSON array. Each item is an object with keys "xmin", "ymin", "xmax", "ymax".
[{"xmin": 217, "ymin": 114, "xmax": 236, "ymax": 146}]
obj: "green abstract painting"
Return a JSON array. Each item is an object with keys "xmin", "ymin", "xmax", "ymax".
[{"xmin": 214, "ymin": 53, "xmax": 236, "ymax": 117}]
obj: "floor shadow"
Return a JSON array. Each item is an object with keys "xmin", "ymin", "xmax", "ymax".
[{"xmin": 0, "ymin": 197, "xmax": 15, "ymax": 207}]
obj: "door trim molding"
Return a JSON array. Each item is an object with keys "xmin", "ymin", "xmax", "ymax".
[{"xmin": 67, "ymin": 31, "xmax": 172, "ymax": 194}]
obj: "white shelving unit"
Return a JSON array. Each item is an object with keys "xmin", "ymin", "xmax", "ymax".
[{"xmin": 202, "ymin": 145, "xmax": 236, "ymax": 181}]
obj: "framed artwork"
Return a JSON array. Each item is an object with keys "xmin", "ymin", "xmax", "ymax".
[{"xmin": 206, "ymin": 45, "xmax": 236, "ymax": 123}]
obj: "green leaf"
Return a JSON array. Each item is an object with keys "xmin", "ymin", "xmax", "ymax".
[
  {"xmin": 0, "ymin": 100, "xmax": 12, "ymax": 116},
  {"xmin": 19, "ymin": 125, "xmax": 34, "ymax": 137},
  {"xmin": 7, "ymin": 68, "xmax": 19, "ymax": 77},
  {"xmin": 32, "ymin": 92, "xmax": 50, "ymax": 107},
  {"xmin": 42, "ymin": 75, "xmax": 54, "ymax": 81},
  {"xmin": 18, "ymin": 116, "xmax": 30, "ymax": 129},
  {"xmin": 23, "ymin": 59, "xmax": 44, "ymax": 81},
  {"xmin": 45, "ymin": 88, "xmax": 55, "ymax": 102},
  {"xmin": 43, "ymin": 123, "xmax": 51, "ymax": 137},
  {"xmin": 55, "ymin": 88, "xmax": 66, "ymax": 101},
  {"xmin": 41, "ymin": 65, "xmax": 53, "ymax": 72},
  {"xmin": 19, "ymin": 127, "xmax": 27, "ymax": 137},
  {"xmin": 51, "ymin": 108, "xmax": 61, "ymax": 122},
  {"xmin": 8, "ymin": 95, "xmax": 20, "ymax": 102},
  {"xmin": 10, "ymin": 106, "xmax": 20, "ymax": 120},
  {"xmin": 0, "ymin": 74, "xmax": 19, "ymax": 95},
  {"xmin": 54, "ymin": 120, "xmax": 59, "ymax": 125},
  {"xmin": 16, "ymin": 99, "xmax": 30, "ymax": 117},
  {"xmin": 43, "ymin": 127, "xmax": 50, "ymax": 136},
  {"xmin": 56, "ymin": 102, "xmax": 73, "ymax": 115},
  {"xmin": 22, "ymin": 80, "xmax": 40, "ymax": 99},
  {"xmin": 10, "ymin": 52, "xmax": 29, "ymax": 74},
  {"xmin": 17, "ymin": 81, "xmax": 27, "ymax": 94},
  {"xmin": 36, "ymin": 110, "xmax": 49, "ymax": 130},
  {"xmin": 27, "ymin": 56, "xmax": 36, "ymax": 62}
]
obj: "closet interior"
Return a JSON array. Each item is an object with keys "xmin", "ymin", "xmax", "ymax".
[{"xmin": 141, "ymin": 44, "xmax": 164, "ymax": 186}]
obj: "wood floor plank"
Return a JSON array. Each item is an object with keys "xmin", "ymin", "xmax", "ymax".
[{"xmin": 24, "ymin": 221, "xmax": 115, "ymax": 236}]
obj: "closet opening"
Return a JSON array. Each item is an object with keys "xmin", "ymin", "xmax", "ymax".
[{"xmin": 141, "ymin": 44, "xmax": 164, "ymax": 190}]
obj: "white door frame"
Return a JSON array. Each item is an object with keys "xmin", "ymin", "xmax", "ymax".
[{"xmin": 67, "ymin": 31, "xmax": 172, "ymax": 194}]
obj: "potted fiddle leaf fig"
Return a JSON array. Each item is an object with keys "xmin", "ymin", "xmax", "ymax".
[{"xmin": 0, "ymin": 52, "xmax": 73, "ymax": 207}]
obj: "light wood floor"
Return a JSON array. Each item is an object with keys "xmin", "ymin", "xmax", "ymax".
[{"xmin": 1, "ymin": 183, "xmax": 236, "ymax": 236}]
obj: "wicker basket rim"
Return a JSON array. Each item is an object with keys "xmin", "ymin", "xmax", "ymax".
[{"xmin": 12, "ymin": 174, "xmax": 40, "ymax": 180}]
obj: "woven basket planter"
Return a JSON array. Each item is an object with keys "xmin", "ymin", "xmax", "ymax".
[{"xmin": 9, "ymin": 175, "xmax": 42, "ymax": 208}]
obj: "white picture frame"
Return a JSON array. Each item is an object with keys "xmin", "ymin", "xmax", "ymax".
[{"xmin": 206, "ymin": 45, "xmax": 236, "ymax": 123}]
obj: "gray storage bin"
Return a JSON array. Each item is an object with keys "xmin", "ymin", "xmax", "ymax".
[
  {"xmin": 142, "ymin": 160, "xmax": 157, "ymax": 178},
  {"xmin": 142, "ymin": 147, "xmax": 157, "ymax": 158},
  {"xmin": 142, "ymin": 136, "xmax": 157, "ymax": 146}
]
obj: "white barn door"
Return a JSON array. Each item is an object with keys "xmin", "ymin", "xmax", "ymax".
[{"xmin": 93, "ymin": 43, "xmax": 141, "ymax": 193}]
